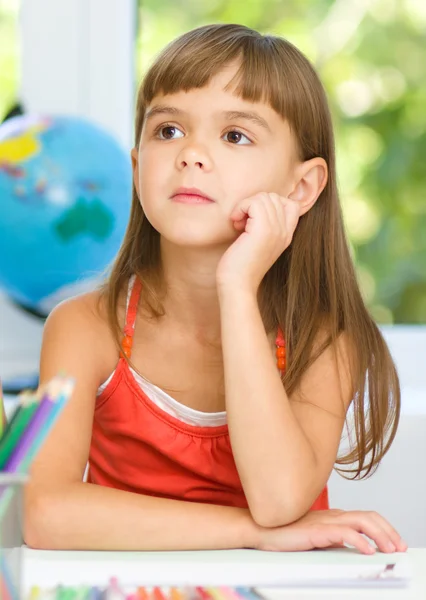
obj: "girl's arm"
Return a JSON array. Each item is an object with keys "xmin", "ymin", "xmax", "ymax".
[
  {"xmin": 26, "ymin": 480, "xmax": 256, "ymax": 551},
  {"xmin": 219, "ymin": 285, "xmax": 353, "ymax": 528},
  {"xmin": 26, "ymin": 481, "xmax": 405, "ymax": 554}
]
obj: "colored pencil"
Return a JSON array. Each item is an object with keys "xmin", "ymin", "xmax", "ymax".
[
  {"xmin": 19, "ymin": 588, "xmax": 266, "ymax": 600},
  {"xmin": 170, "ymin": 588, "xmax": 186, "ymax": 600},
  {"xmin": 105, "ymin": 577, "xmax": 126, "ymax": 600},
  {"xmin": 152, "ymin": 588, "xmax": 168, "ymax": 600},
  {"xmin": 195, "ymin": 589, "xmax": 214, "ymax": 600},
  {"xmin": 0, "ymin": 378, "xmax": 4, "ymax": 438},
  {"xmin": 20, "ymin": 376, "xmax": 75, "ymax": 472},
  {"xmin": 4, "ymin": 376, "xmax": 74, "ymax": 473},
  {"xmin": 0, "ymin": 556, "xmax": 17, "ymax": 600},
  {"xmin": 205, "ymin": 589, "xmax": 226, "ymax": 600},
  {"xmin": 0, "ymin": 574, "xmax": 12, "ymax": 600},
  {"xmin": 0, "ymin": 403, "xmax": 22, "ymax": 439},
  {"xmin": 238, "ymin": 592, "xmax": 255, "ymax": 600},
  {"xmin": 0, "ymin": 395, "xmax": 39, "ymax": 469},
  {"xmin": 28, "ymin": 586, "xmax": 41, "ymax": 599},
  {"xmin": 88, "ymin": 587, "xmax": 103, "ymax": 600},
  {"xmin": 3, "ymin": 382, "xmax": 58, "ymax": 473},
  {"xmin": 218, "ymin": 589, "xmax": 241, "ymax": 600},
  {"xmin": 55, "ymin": 584, "xmax": 82, "ymax": 600}
]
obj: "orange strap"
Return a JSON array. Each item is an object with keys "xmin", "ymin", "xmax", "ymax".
[
  {"xmin": 275, "ymin": 325, "xmax": 285, "ymax": 347},
  {"xmin": 121, "ymin": 277, "xmax": 143, "ymax": 359}
]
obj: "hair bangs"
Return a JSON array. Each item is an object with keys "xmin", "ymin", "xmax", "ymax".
[
  {"xmin": 140, "ymin": 26, "xmax": 293, "ymax": 125},
  {"xmin": 224, "ymin": 41, "xmax": 294, "ymax": 124},
  {"xmin": 141, "ymin": 27, "xmax": 244, "ymax": 104}
]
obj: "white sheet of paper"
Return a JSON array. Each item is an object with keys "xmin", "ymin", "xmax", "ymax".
[{"xmin": 23, "ymin": 547, "xmax": 411, "ymax": 591}]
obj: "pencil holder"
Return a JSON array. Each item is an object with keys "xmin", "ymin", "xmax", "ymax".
[{"xmin": 0, "ymin": 473, "xmax": 27, "ymax": 600}]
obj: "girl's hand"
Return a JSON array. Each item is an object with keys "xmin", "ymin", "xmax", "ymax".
[
  {"xmin": 216, "ymin": 192, "xmax": 301, "ymax": 293},
  {"xmin": 253, "ymin": 509, "xmax": 408, "ymax": 554}
]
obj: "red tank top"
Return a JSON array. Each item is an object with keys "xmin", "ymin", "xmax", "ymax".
[{"xmin": 88, "ymin": 278, "xmax": 329, "ymax": 511}]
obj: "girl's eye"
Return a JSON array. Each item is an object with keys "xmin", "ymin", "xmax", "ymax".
[
  {"xmin": 223, "ymin": 130, "xmax": 252, "ymax": 145},
  {"xmin": 156, "ymin": 125, "xmax": 184, "ymax": 140}
]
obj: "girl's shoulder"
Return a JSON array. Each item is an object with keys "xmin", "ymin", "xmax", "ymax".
[
  {"xmin": 42, "ymin": 288, "xmax": 121, "ymax": 386},
  {"xmin": 47, "ymin": 288, "xmax": 109, "ymax": 332}
]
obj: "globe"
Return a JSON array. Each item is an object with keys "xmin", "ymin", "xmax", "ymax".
[{"xmin": 0, "ymin": 114, "xmax": 132, "ymax": 316}]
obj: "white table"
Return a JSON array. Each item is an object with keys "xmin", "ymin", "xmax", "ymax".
[{"xmin": 23, "ymin": 547, "xmax": 425, "ymax": 600}]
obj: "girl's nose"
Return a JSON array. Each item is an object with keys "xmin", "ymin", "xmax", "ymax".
[{"xmin": 176, "ymin": 143, "xmax": 213, "ymax": 171}]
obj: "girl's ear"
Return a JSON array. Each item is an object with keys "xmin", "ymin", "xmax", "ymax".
[
  {"xmin": 288, "ymin": 157, "xmax": 328, "ymax": 215},
  {"xmin": 131, "ymin": 147, "xmax": 140, "ymax": 197}
]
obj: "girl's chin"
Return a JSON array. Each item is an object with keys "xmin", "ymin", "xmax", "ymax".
[
  {"xmin": 156, "ymin": 222, "xmax": 236, "ymax": 248},
  {"xmin": 160, "ymin": 231, "xmax": 235, "ymax": 250}
]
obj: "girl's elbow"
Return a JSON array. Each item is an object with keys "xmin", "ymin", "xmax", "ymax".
[
  {"xmin": 23, "ymin": 522, "xmax": 49, "ymax": 550},
  {"xmin": 249, "ymin": 497, "xmax": 303, "ymax": 528},
  {"xmin": 23, "ymin": 489, "xmax": 66, "ymax": 550},
  {"xmin": 23, "ymin": 494, "xmax": 50, "ymax": 549}
]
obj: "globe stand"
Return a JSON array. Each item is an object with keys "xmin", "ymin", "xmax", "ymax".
[
  {"xmin": 10, "ymin": 299, "xmax": 47, "ymax": 322},
  {"xmin": 1, "ymin": 374, "xmax": 39, "ymax": 395}
]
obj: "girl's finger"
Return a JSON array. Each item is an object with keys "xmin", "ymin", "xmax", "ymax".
[
  {"xmin": 259, "ymin": 193, "xmax": 280, "ymax": 228},
  {"xmin": 311, "ymin": 525, "xmax": 376, "ymax": 555},
  {"xmin": 230, "ymin": 193, "xmax": 270, "ymax": 222},
  {"xmin": 232, "ymin": 216, "xmax": 248, "ymax": 231},
  {"xmin": 230, "ymin": 196, "xmax": 255, "ymax": 222},
  {"xmin": 268, "ymin": 195, "xmax": 301, "ymax": 240},
  {"xmin": 342, "ymin": 514, "xmax": 397, "ymax": 554},
  {"xmin": 361, "ymin": 512, "xmax": 407, "ymax": 552},
  {"xmin": 269, "ymin": 193, "xmax": 300, "ymax": 217}
]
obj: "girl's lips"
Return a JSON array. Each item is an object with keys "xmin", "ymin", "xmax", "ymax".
[
  {"xmin": 171, "ymin": 186, "xmax": 215, "ymax": 203},
  {"xmin": 171, "ymin": 193, "xmax": 215, "ymax": 204}
]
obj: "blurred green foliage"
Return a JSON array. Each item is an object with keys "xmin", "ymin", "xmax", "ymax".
[
  {"xmin": 0, "ymin": 1, "xmax": 19, "ymax": 121},
  {"xmin": 1, "ymin": 0, "xmax": 424, "ymax": 323}
]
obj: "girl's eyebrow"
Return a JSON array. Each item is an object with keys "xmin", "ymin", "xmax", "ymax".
[
  {"xmin": 145, "ymin": 105, "xmax": 271, "ymax": 132},
  {"xmin": 222, "ymin": 110, "xmax": 271, "ymax": 132},
  {"xmin": 145, "ymin": 105, "xmax": 183, "ymax": 121}
]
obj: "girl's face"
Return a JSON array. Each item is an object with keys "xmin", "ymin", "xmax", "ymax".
[{"xmin": 133, "ymin": 62, "xmax": 301, "ymax": 248}]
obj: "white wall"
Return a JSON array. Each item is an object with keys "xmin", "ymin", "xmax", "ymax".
[
  {"xmin": 19, "ymin": 0, "xmax": 135, "ymax": 149},
  {"xmin": 329, "ymin": 411, "xmax": 426, "ymax": 547},
  {"xmin": 328, "ymin": 325, "xmax": 426, "ymax": 547}
]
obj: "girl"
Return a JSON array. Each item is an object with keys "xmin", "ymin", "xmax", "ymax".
[{"xmin": 24, "ymin": 24, "xmax": 406, "ymax": 555}]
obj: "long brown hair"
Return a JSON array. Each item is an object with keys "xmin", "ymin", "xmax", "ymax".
[{"xmin": 103, "ymin": 24, "xmax": 400, "ymax": 479}]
